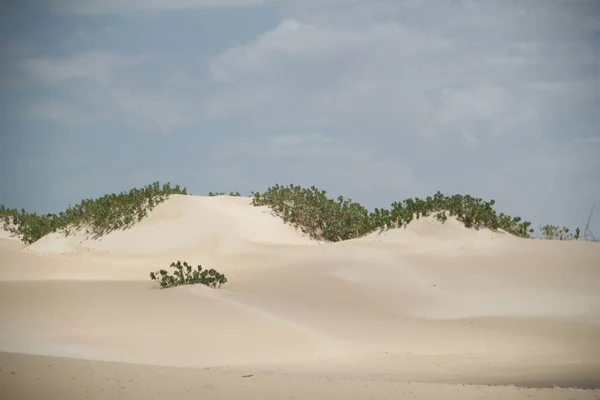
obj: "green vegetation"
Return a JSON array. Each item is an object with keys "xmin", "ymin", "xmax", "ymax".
[
  {"xmin": 539, "ymin": 225, "xmax": 580, "ymax": 241},
  {"xmin": 208, "ymin": 191, "xmax": 241, "ymax": 197},
  {"xmin": 1, "ymin": 181, "xmax": 581, "ymax": 245},
  {"xmin": 251, "ymin": 184, "xmax": 537, "ymax": 242},
  {"xmin": 251, "ymin": 185, "xmax": 373, "ymax": 242},
  {"xmin": 150, "ymin": 261, "xmax": 227, "ymax": 289},
  {"xmin": 0, "ymin": 182, "xmax": 187, "ymax": 244}
]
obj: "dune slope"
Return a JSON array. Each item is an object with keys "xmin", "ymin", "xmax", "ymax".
[{"xmin": 24, "ymin": 195, "xmax": 317, "ymax": 256}]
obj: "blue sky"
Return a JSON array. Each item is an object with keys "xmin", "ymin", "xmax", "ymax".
[{"xmin": 1, "ymin": 0, "xmax": 599, "ymax": 236}]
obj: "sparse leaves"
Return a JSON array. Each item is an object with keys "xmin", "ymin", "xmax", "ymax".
[
  {"xmin": 150, "ymin": 261, "xmax": 228, "ymax": 289},
  {"xmin": 209, "ymin": 191, "xmax": 241, "ymax": 197},
  {"xmin": 539, "ymin": 225, "xmax": 579, "ymax": 241}
]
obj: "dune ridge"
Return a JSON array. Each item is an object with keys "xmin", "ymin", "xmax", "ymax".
[
  {"xmin": 1, "ymin": 193, "xmax": 599, "ymax": 399},
  {"xmin": 23, "ymin": 195, "xmax": 318, "ymax": 256}
]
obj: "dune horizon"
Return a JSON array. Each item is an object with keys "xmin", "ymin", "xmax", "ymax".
[{"xmin": 1, "ymin": 188, "xmax": 599, "ymax": 399}]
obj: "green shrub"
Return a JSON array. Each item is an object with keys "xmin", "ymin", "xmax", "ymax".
[
  {"xmin": 150, "ymin": 261, "xmax": 227, "ymax": 289},
  {"xmin": 251, "ymin": 184, "xmax": 535, "ymax": 242},
  {"xmin": 0, "ymin": 181, "xmax": 187, "ymax": 244},
  {"xmin": 208, "ymin": 191, "xmax": 241, "ymax": 197},
  {"xmin": 386, "ymin": 192, "xmax": 534, "ymax": 238},
  {"xmin": 251, "ymin": 184, "xmax": 375, "ymax": 241},
  {"xmin": 539, "ymin": 225, "xmax": 580, "ymax": 240},
  {"xmin": 2, "ymin": 181, "xmax": 562, "ymax": 246}
]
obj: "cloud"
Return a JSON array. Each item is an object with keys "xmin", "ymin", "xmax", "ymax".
[
  {"xmin": 43, "ymin": 0, "xmax": 281, "ymax": 14},
  {"xmin": 203, "ymin": 0, "xmax": 600, "ymax": 228},
  {"xmin": 205, "ymin": 9, "xmax": 599, "ymax": 143},
  {"xmin": 20, "ymin": 99, "xmax": 97, "ymax": 126},
  {"xmin": 215, "ymin": 132, "xmax": 377, "ymax": 161},
  {"xmin": 20, "ymin": 51, "xmax": 143, "ymax": 85},
  {"xmin": 14, "ymin": 51, "xmax": 202, "ymax": 132},
  {"xmin": 208, "ymin": 2, "xmax": 600, "ymax": 133}
]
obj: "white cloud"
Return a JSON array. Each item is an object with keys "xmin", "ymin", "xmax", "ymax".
[
  {"xmin": 44, "ymin": 0, "xmax": 281, "ymax": 14},
  {"xmin": 202, "ymin": 0, "xmax": 600, "ymax": 228},
  {"xmin": 205, "ymin": 1, "xmax": 600, "ymax": 142},
  {"xmin": 209, "ymin": 19, "xmax": 370, "ymax": 83}
]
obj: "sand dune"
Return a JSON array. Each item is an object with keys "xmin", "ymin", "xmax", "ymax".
[
  {"xmin": 1, "ymin": 194, "xmax": 599, "ymax": 399},
  {"xmin": 25, "ymin": 195, "xmax": 317, "ymax": 257}
]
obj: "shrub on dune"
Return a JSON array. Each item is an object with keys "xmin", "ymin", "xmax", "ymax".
[
  {"xmin": 0, "ymin": 182, "xmax": 187, "ymax": 244},
  {"xmin": 251, "ymin": 184, "xmax": 541, "ymax": 241},
  {"xmin": 1, "ymin": 181, "xmax": 581, "ymax": 245}
]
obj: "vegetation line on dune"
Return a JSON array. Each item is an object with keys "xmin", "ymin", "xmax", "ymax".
[
  {"xmin": 250, "ymin": 184, "xmax": 580, "ymax": 242},
  {"xmin": 0, "ymin": 181, "xmax": 580, "ymax": 245},
  {"xmin": 0, "ymin": 182, "xmax": 187, "ymax": 244}
]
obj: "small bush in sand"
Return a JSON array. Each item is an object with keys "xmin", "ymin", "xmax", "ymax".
[
  {"xmin": 150, "ymin": 261, "xmax": 228, "ymax": 289},
  {"xmin": 539, "ymin": 225, "xmax": 580, "ymax": 240},
  {"xmin": 0, "ymin": 182, "xmax": 187, "ymax": 244}
]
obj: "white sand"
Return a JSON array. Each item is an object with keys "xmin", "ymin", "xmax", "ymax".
[{"xmin": 1, "ymin": 194, "xmax": 599, "ymax": 399}]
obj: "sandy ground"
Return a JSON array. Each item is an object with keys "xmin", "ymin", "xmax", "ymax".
[{"xmin": 1, "ymin": 194, "xmax": 599, "ymax": 399}]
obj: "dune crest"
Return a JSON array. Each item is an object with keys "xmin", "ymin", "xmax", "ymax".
[
  {"xmin": 24, "ymin": 194, "xmax": 318, "ymax": 256},
  {"xmin": 349, "ymin": 214, "xmax": 516, "ymax": 256}
]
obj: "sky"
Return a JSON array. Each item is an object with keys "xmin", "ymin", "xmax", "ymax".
[{"xmin": 1, "ymin": 0, "xmax": 599, "ymax": 237}]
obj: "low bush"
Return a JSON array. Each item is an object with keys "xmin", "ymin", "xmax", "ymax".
[
  {"xmin": 251, "ymin": 184, "xmax": 536, "ymax": 241},
  {"xmin": 150, "ymin": 261, "xmax": 227, "ymax": 289},
  {"xmin": 539, "ymin": 225, "xmax": 580, "ymax": 240},
  {"xmin": 2, "ymin": 181, "xmax": 579, "ymax": 245},
  {"xmin": 209, "ymin": 191, "xmax": 241, "ymax": 197},
  {"xmin": 251, "ymin": 184, "xmax": 373, "ymax": 241}
]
